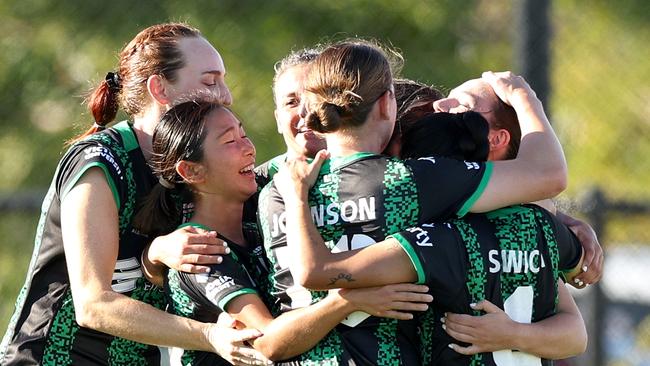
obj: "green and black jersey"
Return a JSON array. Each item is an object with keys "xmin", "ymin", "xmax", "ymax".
[
  {"xmin": 258, "ymin": 152, "xmax": 491, "ymax": 365},
  {"xmin": 0, "ymin": 122, "xmax": 166, "ymax": 366},
  {"xmin": 391, "ymin": 205, "xmax": 582, "ymax": 366},
  {"xmin": 164, "ymin": 222, "xmax": 272, "ymax": 366}
]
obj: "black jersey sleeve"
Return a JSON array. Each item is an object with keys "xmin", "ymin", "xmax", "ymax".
[
  {"xmin": 56, "ymin": 139, "xmax": 125, "ymax": 209},
  {"xmin": 405, "ymin": 157, "xmax": 493, "ymax": 221},
  {"xmin": 176, "ymin": 252, "xmax": 258, "ymax": 311},
  {"xmin": 389, "ymin": 223, "xmax": 467, "ymax": 300},
  {"xmin": 541, "ymin": 210, "xmax": 583, "ymax": 273}
]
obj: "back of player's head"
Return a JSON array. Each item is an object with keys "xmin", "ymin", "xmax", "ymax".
[
  {"xmin": 400, "ymin": 111, "xmax": 490, "ymax": 161},
  {"xmin": 303, "ymin": 39, "xmax": 403, "ymax": 133}
]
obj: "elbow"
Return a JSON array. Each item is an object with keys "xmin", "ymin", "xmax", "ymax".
[
  {"xmin": 74, "ymin": 297, "xmax": 100, "ymax": 329},
  {"xmin": 293, "ymin": 268, "xmax": 320, "ymax": 289},
  {"xmin": 540, "ymin": 168, "xmax": 568, "ymax": 198},
  {"xmin": 256, "ymin": 341, "xmax": 291, "ymax": 362},
  {"xmin": 72, "ymin": 290, "xmax": 109, "ymax": 330}
]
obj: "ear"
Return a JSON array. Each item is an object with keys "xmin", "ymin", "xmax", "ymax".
[
  {"xmin": 147, "ymin": 74, "xmax": 172, "ymax": 106},
  {"xmin": 488, "ymin": 128, "xmax": 511, "ymax": 151},
  {"xmin": 377, "ymin": 89, "xmax": 395, "ymax": 120},
  {"xmin": 175, "ymin": 160, "xmax": 206, "ymax": 185}
]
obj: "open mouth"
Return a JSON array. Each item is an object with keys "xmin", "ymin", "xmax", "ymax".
[{"xmin": 239, "ymin": 163, "xmax": 255, "ymax": 176}]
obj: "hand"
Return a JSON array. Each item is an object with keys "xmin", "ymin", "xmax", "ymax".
[
  {"xmin": 443, "ymin": 300, "xmax": 518, "ymax": 355},
  {"xmin": 556, "ymin": 211, "xmax": 603, "ymax": 287},
  {"xmin": 481, "ymin": 71, "xmax": 537, "ymax": 107},
  {"xmin": 148, "ymin": 225, "xmax": 229, "ymax": 274},
  {"xmin": 335, "ymin": 284, "xmax": 432, "ymax": 320},
  {"xmin": 274, "ymin": 149, "xmax": 329, "ymax": 204},
  {"xmin": 206, "ymin": 314, "xmax": 272, "ymax": 366}
]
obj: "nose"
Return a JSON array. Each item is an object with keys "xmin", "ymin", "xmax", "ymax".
[
  {"xmin": 243, "ymin": 136, "xmax": 256, "ymax": 157},
  {"xmin": 218, "ymin": 82, "xmax": 233, "ymax": 106}
]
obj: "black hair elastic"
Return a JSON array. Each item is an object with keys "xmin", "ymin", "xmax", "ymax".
[{"xmin": 105, "ymin": 72, "xmax": 121, "ymax": 91}]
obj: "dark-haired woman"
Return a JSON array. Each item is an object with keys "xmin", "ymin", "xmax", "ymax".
[
  {"xmin": 258, "ymin": 40, "xmax": 568, "ymax": 365},
  {"xmin": 0, "ymin": 23, "xmax": 266, "ymax": 366},
  {"xmin": 137, "ymin": 100, "xmax": 431, "ymax": 365}
]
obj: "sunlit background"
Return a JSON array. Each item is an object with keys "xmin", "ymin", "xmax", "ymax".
[{"xmin": 0, "ymin": 1, "xmax": 648, "ymax": 365}]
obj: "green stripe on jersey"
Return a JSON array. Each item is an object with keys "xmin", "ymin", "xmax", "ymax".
[
  {"xmin": 457, "ymin": 161, "xmax": 493, "ymax": 217},
  {"xmin": 389, "ymin": 233, "xmax": 426, "ymax": 285}
]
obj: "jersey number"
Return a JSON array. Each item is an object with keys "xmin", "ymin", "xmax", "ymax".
[{"xmin": 492, "ymin": 286, "xmax": 541, "ymax": 366}]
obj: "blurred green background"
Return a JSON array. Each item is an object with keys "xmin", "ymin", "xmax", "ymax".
[{"xmin": 0, "ymin": 0, "xmax": 648, "ymax": 365}]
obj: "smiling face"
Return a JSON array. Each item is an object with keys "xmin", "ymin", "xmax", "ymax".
[
  {"xmin": 192, "ymin": 108, "xmax": 257, "ymax": 201},
  {"xmin": 164, "ymin": 36, "xmax": 233, "ymax": 106},
  {"xmin": 273, "ymin": 64, "xmax": 326, "ymax": 159}
]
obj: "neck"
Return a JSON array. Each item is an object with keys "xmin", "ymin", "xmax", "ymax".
[
  {"xmin": 191, "ymin": 194, "xmax": 245, "ymax": 245},
  {"xmin": 325, "ymin": 124, "xmax": 388, "ymax": 158},
  {"xmin": 132, "ymin": 106, "xmax": 165, "ymax": 162}
]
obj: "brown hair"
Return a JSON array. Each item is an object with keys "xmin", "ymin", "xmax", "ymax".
[
  {"xmin": 72, "ymin": 23, "xmax": 202, "ymax": 144},
  {"xmin": 272, "ymin": 47, "xmax": 323, "ymax": 105},
  {"xmin": 303, "ymin": 40, "xmax": 403, "ymax": 133},
  {"xmin": 491, "ymin": 100, "xmax": 520, "ymax": 159},
  {"xmin": 134, "ymin": 100, "xmax": 224, "ymax": 236}
]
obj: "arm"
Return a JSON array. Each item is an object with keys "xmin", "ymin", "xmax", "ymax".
[
  {"xmin": 275, "ymin": 151, "xmax": 417, "ymax": 289},
  {"xmin": 143, "ymin": 226, "xmax": 229, "ymax": 286},
  {"xmin": 62, "ymin": 169, "xmax": 266, "ymax": 364},
  {"xmin": 444, "ymin": 279, "xmax": 587, "ymax": 359},
  {"xmin": 225, "ymin": 284, "xmax": 431, "ymax": 361},
  {"xmin": 470, "ymin": 72, "xmax": 568, "ymax": 213},
  {"xmin": 555, "ymin": 210, "xmax": 604, "ymax": 286}
]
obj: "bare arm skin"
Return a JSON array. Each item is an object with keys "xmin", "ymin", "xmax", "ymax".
[
  {"xmin": 275, "ymin": 155, "xmax": 587, "ymax": 360},
  {"xmin": 62, "ymin": 168, "xmax": 268, "ymax": 365},
  {"xmin": 223, "ymin": 284, "xmax": 431, "ymax": 361},
  {"xmin": 555, "ymin": 210, "xmax": 604, "ymax": 286},
  {"xmin": 470, "ymin": 72, "xmax": 568, "ymax": 213},
  {"xmin": 444, "ymin": 279, "xmax": 587, "ymax": 359}
]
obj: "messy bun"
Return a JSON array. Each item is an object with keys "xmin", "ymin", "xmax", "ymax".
[{"xmin": 304, "ymin": 40, "xmax": 399, "ymax": 133}]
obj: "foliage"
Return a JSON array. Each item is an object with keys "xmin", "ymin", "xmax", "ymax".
[{"xmin": 0, "ymin": 0, "xmax": 648, "ymax": 337}]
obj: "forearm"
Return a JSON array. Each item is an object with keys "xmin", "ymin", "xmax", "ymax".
[
  {"xmin": 509, "ymin": 283, "xmax": 586, "ymax": 358},
  {"xmin": 512, "ymin": 93, "xmax": 567, "ymax": 194},
  {"xmin": 284, "ymin": 200, "xmax": 332, "ymax": 283},
  {"xmin": 252, "ymin": 293, "xmax": 353, "ymax": 360},
  {"xmin": 76, "ymin": 289, "xmax": 213, "ymax": 351},
  {"xmin": 509, "ymin": 314, "xmax": 586, "ymax": 358},
  {"xmin": 141, "ymin": 243, "xmax": 165, "ymax": 286}
]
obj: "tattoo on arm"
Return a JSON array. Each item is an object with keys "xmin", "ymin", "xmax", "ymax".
[{"xmin": 327, "ymin": 273, "xmax": 355, "ymax": 286}]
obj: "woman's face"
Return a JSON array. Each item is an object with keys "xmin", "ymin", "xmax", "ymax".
[
  {"xmin": 273, "ymin": 64, "xmax": 325, "ymax": 159},
  {"xmin": 164, "ymin": 37, "xmax": 233, "ymax": 106},
  {"xmin": 195, "ymin": 108, "xmax": 257, "ymax": 201}
]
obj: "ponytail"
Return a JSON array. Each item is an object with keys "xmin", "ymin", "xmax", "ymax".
[
  {"xmin": 68, "ymin": 72, "xmax": 121, "ymax": 145},
  {"xmin": 134, "ymin": 179, "xmax": 185, "ymax": 237}
]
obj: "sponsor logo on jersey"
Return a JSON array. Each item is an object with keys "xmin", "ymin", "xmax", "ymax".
[
  {"xmin": 418, "ymin": 156, "xmax": 436, "ymax": 164},
  {"xmin": 84, "ymin": 146, "xmax": 122, "ymax": 178},
  {"xmin": 271, "ymin": 197, "xmax": 376, "ymax": 237},
  {"xmin": 488, "ymin": 249, "xmax": 546, "ymax": 274},
  {"xmin": 112, "ymin": 257, "xmax": 143, "ymax": 293},
  {"xmin": 205, "ymin": 275, "xmax": 236, "ymax": 302}
]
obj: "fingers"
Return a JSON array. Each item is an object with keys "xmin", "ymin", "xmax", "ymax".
[
  {"xmin": 388, "ymin": 301, "xmax": 429, "ymax": 312},
  {"xmin": 231, "ymin": 347, "xmax": 273, "ymax": 366},
  {"xmin": 216, "ymin": 312, "xmax": 238, "ymax": 328},
  {"xmin": 448, "ymin": 343, "xmax": 481, "ymax": 355},
  {"xmin": 229, "ymin": 328, "xmax": 264, "ymax": 343},
  {"xmin": 380, "ymin": 310, "xmax": 415, "ymax": 321},
  {"xmin": 311, "ymin": 149, "xmax": 329, "ymax": 169},
  {"xmin": 470, "ymin": 300, "xmax": 500, "ymax": 313}
]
